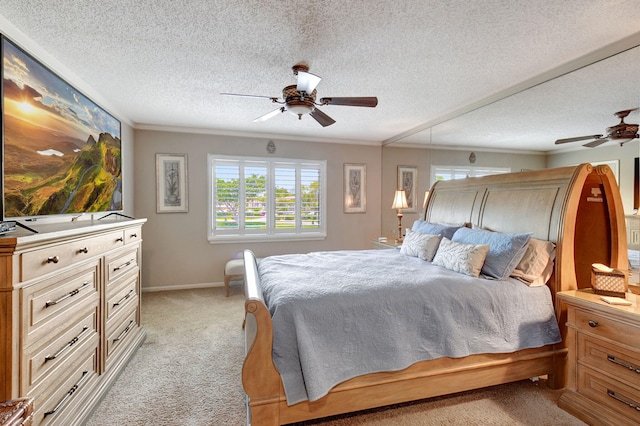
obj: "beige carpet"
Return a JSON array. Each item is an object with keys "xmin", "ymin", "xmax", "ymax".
[{"xmin": 86, "ymin": 287, "xmax": 586, "ymax": 426}]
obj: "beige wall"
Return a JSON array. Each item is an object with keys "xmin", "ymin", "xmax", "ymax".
[
  {"xmin": 134, "ymin": 129, "xmax": 382, "ymax": 290},
  {"xmin": 381, "ymin": 146, "xmax": 546, "ymax": 238},
  {"xmin": 547, "ymin": 140, "xmax": 639, "ymax": 214}
]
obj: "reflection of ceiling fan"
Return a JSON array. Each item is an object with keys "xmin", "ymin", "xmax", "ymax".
[
  {"xmin": 221, "ymin": 64, "xmax": 378, "ymax": 127},
  {"xmin": 554, "ymin": 108, "xmax": 639, "ymax": 148}
]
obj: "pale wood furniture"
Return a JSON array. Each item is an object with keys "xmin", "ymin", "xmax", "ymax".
[
  {"xmin": 224, "ymin": 259, "xmax": 245, "ymax": 297},
  {"xmin": 0, "ymin": 398, "xmax": 34, "ymax": 426},
  {"xmin": 558, "ymin": 290, "xmax": 640, "ymax": 426},
  {"xmin": 370, "ymin": 238, "xmax": 401, "ymax": 249},
  {"xmin": 0, "ymin": 218, "xmax": 146, "ymax": 425},
  {"xmin": 242, "ymin": 164, "xmax": 628, "ymax": 426}
]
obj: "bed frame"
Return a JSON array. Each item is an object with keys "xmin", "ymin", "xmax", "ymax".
[{"xmin": 242, "ymin": 164, "xmax": 628, "ymax": 426}]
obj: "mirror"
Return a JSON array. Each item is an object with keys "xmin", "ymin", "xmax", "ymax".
[{"xmin": 382, "ymin": 44, "xmax": 640, "ymax": 284}]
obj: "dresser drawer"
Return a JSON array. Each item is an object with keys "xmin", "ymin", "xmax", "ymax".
[
  {"xmin": 20, "ymin": 231, "xmax": 124, "ymax": 281},
  {"xmin": 124, "ymin": 226, "xmax": 142, "ymax": 245},
  {"xmin": 34, "ymin": 352, "xmax": 98, "ymax": 426},
  {"xmin": 578, "ymin": 334, "xmax": 640, "ymax": 389},
  {"xmin": 22, "ymin": 307, "xmax": 99, "ymax": 393},
  {"xmin": 22, "ymin": 263, "xmax": 99, "ymax": 344},
  {"xmin": 105, "ymin": 247, "xmax": 139, "ymax": 283},
  {"xmin": 105, "ymin": 304, "xmax": 139, "ymax": 365},
  {"xmin": 574, "ymin": 307, "xmax": 640, "ymax": 344},
  {"xmin": 105, "ymin": 271, "xmax": 139, "ymax": 322},
  {"xmin": 578, "ymin": 367, "xmax": 640, "ymax": 425}
]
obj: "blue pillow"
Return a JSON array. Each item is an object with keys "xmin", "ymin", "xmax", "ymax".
[
  {"xmin": 412, "ymin": 220, "xmax": 460, "ymax": 240},
  {"xmin": 451, "ymin": 227, "xmax": 531, "ymax": 280}
]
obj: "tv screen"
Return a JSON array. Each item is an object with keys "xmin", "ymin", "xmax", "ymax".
[
  {"xmin": 635, "ymin": 157, "xmax": 639, "ymax": 210},
  {"xmin": 1, "ymin": 36, "xmax": 122, "ymax": 219}
]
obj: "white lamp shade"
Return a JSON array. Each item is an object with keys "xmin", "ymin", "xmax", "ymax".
[{"xmin": 391, "ymin": 190, "xmax": 408, "ymax": 209}]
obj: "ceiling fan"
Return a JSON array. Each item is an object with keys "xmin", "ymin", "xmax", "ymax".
[
  {"xmin": 221, "ymin": 64, "xmax": 378, "ymax": 127},
  {"xmin": 554, "ymin": 108, "xmax": 639, "ymax": 148}
]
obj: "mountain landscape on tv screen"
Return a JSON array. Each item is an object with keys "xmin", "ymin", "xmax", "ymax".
[
  {"xmin": 2, "ymin": 37, "xmax": 122, "ymax": 218},
  {"xmin": 3, "ymin": 113, "xmax": 122, "ymax": 217}
]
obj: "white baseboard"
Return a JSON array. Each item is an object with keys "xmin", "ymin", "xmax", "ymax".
[{"xmin": 142, "ymin": 282, "xmax": 224, "ymax": 293}]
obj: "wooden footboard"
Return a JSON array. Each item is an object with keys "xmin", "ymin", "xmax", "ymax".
[{"xmin": 242, "ymin": 164, "xmax": 626, "ymax": 426}]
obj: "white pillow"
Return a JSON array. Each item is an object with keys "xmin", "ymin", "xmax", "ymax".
[
  {"xmin": 432, "ymin": 237, "xmax": 489, "ymax": 277},
  {"xmin": 400, "ymin": 229, "xmax": 442, "ymax": 261},
  {"xmin": 510, "ymin": 238, "xmax": 556, "ymax": 285}
]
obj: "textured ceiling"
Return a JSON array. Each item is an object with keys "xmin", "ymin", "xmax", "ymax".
[{"xmin": 0, "ymin": 0, "xmax": 639, "ymax": 151}]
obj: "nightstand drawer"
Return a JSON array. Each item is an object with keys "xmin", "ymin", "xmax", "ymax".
[
  {"xmin": 574, "ymin": 307, "xmax": 640, "ymax": 344},
  {"xmin": 579, "ymin": 334, "xmax": 640, "ymax": 388},
  {"xmin": 578, "ymin": 367, "xmax": 640, "ymax": 425}
]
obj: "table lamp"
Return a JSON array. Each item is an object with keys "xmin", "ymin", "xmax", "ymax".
[{"xmin": 392, "ymin": 190, "xmax": 408, "ymax": 242}]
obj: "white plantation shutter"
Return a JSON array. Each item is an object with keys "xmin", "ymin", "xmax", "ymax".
[{"xmin": 209, "ymin": 155, "xmax": 326, "ymax": 242}]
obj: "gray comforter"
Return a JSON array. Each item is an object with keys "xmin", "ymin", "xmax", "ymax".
[{"xmin": 258, "ymin": 249, "xmax": 561, "ymax": 405}]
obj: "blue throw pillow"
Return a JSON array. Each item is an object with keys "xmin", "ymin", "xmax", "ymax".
[
  {"xmin": 412, "ymin": 220, "xmax": 460, "ymax": 240},
  {"xmin": 451, "ymin": 227, "xmax": 531, "ymax": 280}
]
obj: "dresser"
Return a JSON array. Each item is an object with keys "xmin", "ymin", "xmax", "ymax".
[
  {"xmin": 557, "ymin": 290, "xmax": 640, "ymax": 426},
  {"xmin": 0, "ymin": 218, "xmax": 146, "ymax": 425}
]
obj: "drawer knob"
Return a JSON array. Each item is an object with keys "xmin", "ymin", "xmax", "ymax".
[
  {"xmin": 588, "ymin": 320, "xmax": 598, "ymax": 328},
  {"xmin": 78, "ymin": 247, "xmax": 89, "ymax": 254},
  {"xmin": 47, "ymin": 255, "xmax": 60, "ymax": 264}
]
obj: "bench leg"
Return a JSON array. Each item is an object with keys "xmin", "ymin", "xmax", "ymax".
[{"xmin": 224, "ymin": 275, "xmax": 231, "ymax": 297}]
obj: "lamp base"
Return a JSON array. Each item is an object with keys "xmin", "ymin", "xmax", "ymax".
[{"xmin": 396, "ymin": 211, "xmax": 404, "ymax": 244}]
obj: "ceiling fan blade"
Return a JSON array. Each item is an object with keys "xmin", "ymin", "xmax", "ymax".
[
  {"xmin": 296, "ymin": 71, "xmax": 322, "ymax": 95},
  {"xmin": 253, "ymin": 108, "xmax": 284, "ymax": 122},
  {"xmin": 221, "ymin": 93, "xmax": 278, "ymax": 101},
  {"xmin": 319, "ymin": 97, "xmax": 378, "ymax": 107},
  {"xmin": 554, "ymin": 134, "xmax": 603, "ymax": 145},
  {"xmin": 583, "ymin": 138, "xmax": 609, "ymax": 148},
  {"xmin": 309, "ymin": 108, "xmax": 336, "ymax": 127}
]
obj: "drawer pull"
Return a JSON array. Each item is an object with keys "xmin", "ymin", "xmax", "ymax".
[
  {"xmin": 78, "ymin": 247, "xmax": 89, "ymax": 254},
  {"xmin": 45, "ymin": 282, "xmax": 90, "ymax": 307},
  {"xmin": 588, "ymin": 320, "xmax": 599, "ymax": 328},
  {"xmin": 116, "ymin": 237, "xmax": 124, "ymax": 242},
  {"xmin": 607, "ymin": 355, "xmax": 640, "ymax": 374},
  {"xmin": 113, "ymin": 289, "xmax": 135, "ymax": 308},
  {"xmin": 44, "ymin": 370, "xmax": 90, "ymax": 418},
  {"xmin": 607, "ymin": 389, "xmax": 640, "ymax": 412},
  {"xmin": 46, "ymin": 255, "xmax": 60, "ymax": 264},
  {"xmin": 113, "ymin": 259, "xmax": 135, "ymax": 272},
  {"xmin": 44, "ymin": 326, "xmax": 89, "ymax": 362},
  {"xmin": 113, "ymin": 320, "xmax": 135, "ymax": 343},
  {"xmin": 130, "ymin": 233, "xmax": 138, "ymax": 238}
]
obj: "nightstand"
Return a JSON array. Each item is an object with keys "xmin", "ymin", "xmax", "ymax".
[
  {"xmin": 371, "ymin": 238, "xmax": 402, "ymax": 249},
  {"xmin": 557, "ymin": 290, "xmax": 640, "ymax": 426}
]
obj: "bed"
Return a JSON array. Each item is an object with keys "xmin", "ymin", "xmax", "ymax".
[{"xmin": 242, "ymin": 164, "xmax": 628, "ymax": 426}]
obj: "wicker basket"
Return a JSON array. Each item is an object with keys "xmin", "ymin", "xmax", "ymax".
[{"xmin": 591, "ymin": 265, "xmax": 628, "ymax": 298}]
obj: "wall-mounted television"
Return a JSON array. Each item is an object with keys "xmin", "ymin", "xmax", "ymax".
[
  {"xmin": 635, "ymin": 157, "xmax": 639, "ymax": 211},
  {"xmin": 1, "ymin": 35, "xmax": 122, "ymax": 220}
]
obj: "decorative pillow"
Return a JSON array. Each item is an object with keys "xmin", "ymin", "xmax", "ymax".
[
  {"xmin": 452, "ymin": 227, "xmax": 531, "ymax": 280},
  {"xmin": 432, "ymin": 237, "xmax": 489, "ymax": 277},
  {"xmin": 412, "ymin": 220, "xmax": 461, "ymax": 240},
  {"xmin": 511, "ymin": 238, "xmax": 556, "ymax": 286},
  {"xmin": 400, "ymin": 229, "xmax": 442, "ymax": 261}
]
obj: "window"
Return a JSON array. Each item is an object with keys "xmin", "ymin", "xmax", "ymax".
[
  {"xmin": 432, "ymin": 165, "xmax": 511, "ymax": 183},
  {"xmin": 208, "ymin": 155, "xmax": 326, "ymax": 243}
]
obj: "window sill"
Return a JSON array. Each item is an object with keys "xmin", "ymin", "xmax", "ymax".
[{"xmin": 208, "ymin": 233, "xmax": 327, "ymax": 244}]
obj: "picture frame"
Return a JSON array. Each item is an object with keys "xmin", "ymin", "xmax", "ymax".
[
  {"xmin": 156, "ymin": 153, "xmax": 188, "ymax": 213},
  {"xmin": 397, "ymin": 166, "xmax": 418, "ymax": 213},
  {"xmin": 344, "ymin": 163, "xmax": 366, "ymax": 213}
]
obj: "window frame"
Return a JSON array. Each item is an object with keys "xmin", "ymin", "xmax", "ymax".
[
  {"xmin": 208, "ymin": 154, "xmax": 327, "ymax": 243},
  {"xmin": 431, "ymin": 165, "xmax": 511, "ymax": 184}
]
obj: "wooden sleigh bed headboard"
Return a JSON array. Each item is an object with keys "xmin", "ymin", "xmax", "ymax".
[
  {"xmin": 241, "ymin": 163, "xmax": 627, "ymax": 426},
  {"xmin": 425, "ymin": 163, "xmax": 628, "ymax": 300}
]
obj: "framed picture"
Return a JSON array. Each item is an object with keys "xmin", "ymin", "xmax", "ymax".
[
  {"xmin": 156, "ymin": 154, "xmax": 188, "ymax": 213},
  {"xmin": 344, "ymin": 163, "xmax": 366, "ymax": 213},
  {"xmin": 397, "ymin": 166, "xmax": 418, "ymax": 213}
]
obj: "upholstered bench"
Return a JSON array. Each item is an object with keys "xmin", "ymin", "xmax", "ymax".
[{"xmin": 224, "ymin": 257, "xmax": 264, "ymax": 296}]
